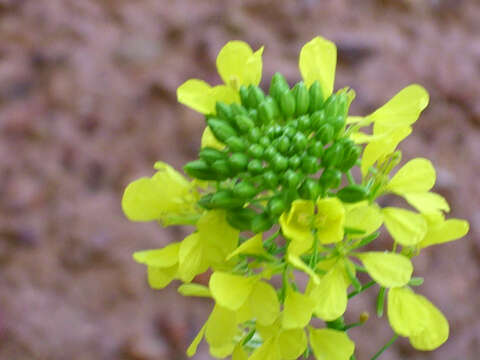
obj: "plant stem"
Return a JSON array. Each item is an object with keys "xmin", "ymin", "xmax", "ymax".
[
  {"xmin": 347, "ymin": 280, "xmax": 376, "ymax": 299},
  {"xmin": 346, "ymin": 171, "xmax": 356, "ymax": 185},
  {"xmin": 370, "ymin": 334, "xmax": 399, "ymax": 360}
]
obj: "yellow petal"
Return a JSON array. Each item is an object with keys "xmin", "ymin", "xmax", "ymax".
[
  {"xmin": 187, "ymin": 324, "xmax": 206, "ymax": 357},
  {"xmin": 309, "ymin": 263, "xmax": 348, "ymax": 321},
  {"xmin": 178, "ymin": 233, "xmax": 207, "ymax": 282},
  {"xmin": 209, "ymin": 272, "xmax": 255, "ymax": 311},
  {"xmin": 357, "ymin": 252, "xmax": 413, "ymax": 288},
  {"xmin": 232, "ymin": 343, "xmax": 248, "ymax": 360},
  {"xmin": 299, "ymin": 36, "xmax": 337, "ymax": 97},
  {"xmin": 361, "ymin": 126, "xmax": 412, "ymax": 175},
  {"xmin": 404, "ymin": 192, "xmax": 450, "ymax": 214},
  {"xmin": 249, "ymin": 337, "xmax": 281, "ymax": 360},
  {"xmin": 344, "ymin": 202, "xmax": 383, "ymax": 238},
  {"xmin": 368, "ymin": 84, "xmax": 429, "ymax": 133},
  {"xmin": 216, "ymin": 41, "xmax": 263, "ymax": 89},
  {"xmin": 409, "ymin": 295, "xmax": 449, "ymax": 351},
  {"xmin": 387, "ymin": 158, "xmax": 436, "ymax": 195},
  {"xmin": 198, "ymin": 210, "xmax": 240, "ymax": 267},
  {"xmin": 280, "ymin": 200, "xmax": 315, "ymax": 255},
  {"xmin": 309, "ymin": 327, "xmax": 355, "ymax": 360},
  {"xmin": 278, "ymin": 329, "xmax": 307, "ymax": 360},
  {"xmin": 205, "ymin": 305, "xmax": 237, "ymax": 349},
  {"xmin": 249, "ymin": 281, "xmax": 280, "ymax": 326},
  {"xmin": 226, "ymin": 233, "xmax": 267, "ymax": 260},
  {"xmin": 419, "ymin": 217, "xmax": 469, "ymax": 249},
  {"xmin": 382, "ymin": 207, "xmax": 428, "ymax": 246},
  {"xmin": 315, "ymin": 197, "xmax": 345, "ymax": 244},
  {"xmin": 177, "ymin": 79, "xmax": 216, "ymax": 114},
  {"xmin": 387, "ymin": 287, "xmax": 428, "ymax": 337},
  {"xmin": 178, "ymin": 283, "xmax": 211, "ymax": 298},
  {"xmin": 201, "ymin": 126, "xmax": 225, "ymax": 150},
  {"xmin": 133, "ymin": 242, "xmax": 180, "ymax": 268},
  {"xmin": 146, "ymin": 265, "xmax": 177, "ymax": 289},
  {"xmin": 282, "ymin": 289, "xmax": 316, "ymax": 329}
]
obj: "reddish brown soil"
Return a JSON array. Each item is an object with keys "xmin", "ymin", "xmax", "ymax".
[{"xmin": 0, "ymin": 1, "xmax": 479, "ymax": 359}]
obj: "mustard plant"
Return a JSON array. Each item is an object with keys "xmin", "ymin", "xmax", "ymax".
[{"xmin": 122, "ymin": 37, "xmax": 470, "ymax": 360}]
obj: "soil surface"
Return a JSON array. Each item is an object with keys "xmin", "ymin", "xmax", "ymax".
[{"xmin": 0, "ymin": 1, "xmax": 479, "ymax": 359}]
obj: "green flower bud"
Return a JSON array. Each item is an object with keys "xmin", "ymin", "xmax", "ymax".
[
  {"xmin": 211, "ymin": 159, "xmax": 231, "ymax": 178},
  {"xmin": 283, "ymin": 126, "xmax": 296, "ymax": 138},
  {"xmin": 302, "ymin": 156, "xmax": 319, "ymax": 174},
  {"xmin": 247, "ymin": 85, "xmax": 265, "ymax": 109},
  {"xmin": 248, "ymin": 109, "xmax": 258, "ymax": 123},
  {"xmin": 258, "ymin": 99, "xmax": 275, "ymax": 124},
  {"xmin": 259, "ymin": 136, "xmax": 270, "ymax": 147},
  {"xmin": 226, "ymin": 136, "xmax": 247, "ymax": 152},
  {"xmin": 322, "ymin": 142, "xmax": 345, "ymax": 168},
  {"xmin": 269, "ymin": 72, "xmax": 290, "ymax": 102},
  {"xmin": 199, "ymin": 147, "xmax": 226, "ymax": 164},
  {"xmin": 210, "ymin": 190, "xmax": 244, "ymax": 209},
  {"xmin": 207, "ymin": 118, "xmax": 238, "ymax": 142},
  {"xmin": 248, "ymin": 127, "xmax": 262, "ymax": 143},
  {"xmin": 319, "ymin": 168, "xmax": 342, "ymax": 189},
  {"xmin": 248, "ymin": 144, "xmax": 264, "ymax": 158},
  {"xmin": 248, "ymin": 159, "xmax": 264, "ymax": 174},
  {"xmin": 293, "ymin": 132, "xmax": 308, "ymax": 152},
  {"xmin": 216, "ymin": 102, "xmax": 233, "ymax": 121},
  {"xmin": 272, "ymin": 154, "xmax": 288, "ymax": 172},
  {"xmin": 309, "ymin": 141, "xmax": 324, "ymax": 157},
  {"xmin": 336, "ymin": 184, "xmax": 368, "ymax": 203},
  {"xmin": 289, "ymin": 155, "xmax": 301, "ymax": 169},
  {"xmin": 198, "ymin": 193, "xmax": 214, "ymax": 209},
  {"xmin": 268, "ymin": 197, "xmax": 287, "ymax": 216},
  {"xmin": 311, "ymin": 110, "xmax": 326, "ymax": 129},
  {"xmin": 252, "ymin": 212, "xmax": 274, "ymax": 233},
  {"xmin": 338, "ymin": 145, "xmax": 361, "ymax": 173},
  {"xmin": 263, "ymin": 146, "xmax": 277, "ymax": 161},
  {"xmin": 235, "ymin": 115, "xmax": 255, "ymax": 133},
  {"xmin": 266, "ymin": 124, "xmax": 282, "ymax": 139},
  {"xmin": 299, "ymin": 178, "xmax": 321, "ymax": 200},
  {"xmin": 277, "ymin": 136, "xmax": 290, "ymax": 154},
  {"xmin": 309, "ymin": 81, "xmax": 324, "ymax": 112},
  {"xmin": 230, "ymin": 103, "xmax": 248, "ymax": 116},
  {"xmin": 226, "ymin": 207, "xmax": 257, "ymax": 231},
  {"xmin": 233, "ymin": 181, "xmax": 258, "ymax": 198},
  {"xmin": 329, "ymin": 115, "xmax": 346, "ymax": 135},
  {"xmin": 280, "ymin": 90, "xmax": 296, "ymax": 118},
  {"xmin": 297, "ymin": 115, "xmax": 312, "ymax": 132},
  {"xmin": 284, "ymin": 169, "xmax": 302, "ymax": 189},
  {"xmin": 316, "ymin": 123, "xmax": 335, "ymax": 144},
  {"xmin": 229, "ymin": 153, "xmax": 249, "ymax": 172},
  {"xmin": 294, "ymin": 82, "xmax": 310, "ymax": 116},
  {"xmin": 263, "ymin": 170, "xmax": 279, "ymax": 188},
  {"xmin": 323, "ymin": 93, "xmax": 338, "ymax": 119},
  {"xmin": 184, "ymin": 159, "xmax": 217, "ymax": 180},
  {"xmin": 239, "ymin": 86, "xmax": 250, "ymax": 107},
  {"xmin": 336, "ymin": 92, "xmax": 349, "ymax": 117}
]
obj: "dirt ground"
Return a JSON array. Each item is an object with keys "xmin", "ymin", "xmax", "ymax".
[{"xmin": 0, "ymin": 0, "xmax": 479, "ymax": 359}]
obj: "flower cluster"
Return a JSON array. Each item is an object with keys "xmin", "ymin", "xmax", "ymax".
[{"xmin": 122, "ymin": 37, "xmax": 469, "ymax": 360}]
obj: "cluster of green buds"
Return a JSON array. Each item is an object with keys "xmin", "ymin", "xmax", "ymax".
[
  {"xmin": 122, "ymin": 37, "xmax": 470, "ymax": 360},
  {"xmin": 185, "ymin": 74, "xmax": 364, "ymax": 234}
]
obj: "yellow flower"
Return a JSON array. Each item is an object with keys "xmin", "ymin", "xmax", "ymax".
[
  {"xmin": 309, "ymin": 327, "xmax": 355, "ymax": 360},
  {"xmin": 418, "ymin": 212, "xmax": 469, "ymax": 249},
  {"xmin": 133, "ymin": 210, "xmax": 239, "ymax": 288},
  {"xmin": 348, "ymin": 85, "xmax": 430, "ymax": 175},
  {"xmin": 122, "ymin": 161, "xmax": 200, "ymax": 226},
  {"xmin": 280, "ymin": 198, "xmax": 345, "ymax": 255},
  {"xmin": 177, "ymin": 41, "xmax": 264, "ymax": 115}
]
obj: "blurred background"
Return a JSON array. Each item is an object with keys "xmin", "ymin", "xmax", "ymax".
[{"xmin": 0, "ymin": 0, "xmax": 479, "ymax": 359}]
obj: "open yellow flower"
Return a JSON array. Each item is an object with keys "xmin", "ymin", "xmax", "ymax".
[
  {"xmin": 177, "ymin": 41, "xmax": 264, "ymax": 115},
  {"xmin": 122, "ymin": 161, "xmax": 200, "ymax": 226}
]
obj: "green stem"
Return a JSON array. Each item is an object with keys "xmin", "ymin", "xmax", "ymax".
[
  {"xmin": 346, "ymin": 170, "xmax": 356, "ymax": 185},
  {"xmin": 370, "ymin": 334, "xmax": 399, "ymax": 360},
  {"xmin": 347, "ymin": 280, "xmax": 376, "ymax": 299}
]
